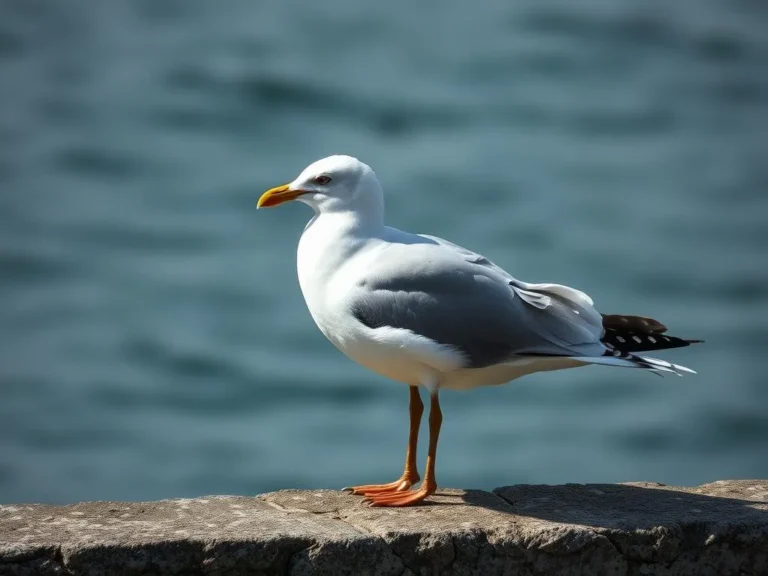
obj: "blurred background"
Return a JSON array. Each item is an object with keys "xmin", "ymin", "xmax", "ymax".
[{"xmin": 1, "ymin": 0, "xmax": 767, "ymax": 504}]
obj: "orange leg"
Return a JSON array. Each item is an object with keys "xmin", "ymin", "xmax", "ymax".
[
  {"xmin": 346, "ymin": 386, "xmax": 424, "ymax": 496},
  {"xmin": 364, "ymin": 390, "xmax": 442, "ymax": 507}
]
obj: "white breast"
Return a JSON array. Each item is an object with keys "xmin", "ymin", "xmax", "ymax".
[
  {"xmin": 296, "ymin": 214, "xmax": 366, "ymax": 347},
  {"xmin": 297, "ymin": 217, "xmax": 467, "ymax": 387}
]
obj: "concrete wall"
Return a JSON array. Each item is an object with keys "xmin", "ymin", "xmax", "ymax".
[{"xmin": 1, "ymin": 480, "xmax": 766, "ymax": 575}]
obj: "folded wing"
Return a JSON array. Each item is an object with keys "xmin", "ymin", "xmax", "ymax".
[{"xmin": 348, "ymin": 236, "xmax": 605, "ymax": 369}]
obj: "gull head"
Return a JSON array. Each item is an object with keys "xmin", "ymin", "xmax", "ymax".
[{"xmin": 258, "ymin": 155, "xmax": 383, "ymax": 217}]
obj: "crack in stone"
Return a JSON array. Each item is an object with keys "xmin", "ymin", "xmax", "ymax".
[{"xmin": 322, "ymin": 511, "xmax": 372, "ymax": 535}]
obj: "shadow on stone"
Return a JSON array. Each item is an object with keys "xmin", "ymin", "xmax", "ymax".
[
  {"xmin": 461, "ymin": 481, "xmax": 768, "ymax": 530},
  {"xmin": 452, "ymin": 481, "xmax": 768, "ymax": 573}
]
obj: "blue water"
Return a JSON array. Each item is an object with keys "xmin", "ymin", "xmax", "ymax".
[{"xmin": 1, "ymin": 0, "xmax": 767, "ymax": 504}]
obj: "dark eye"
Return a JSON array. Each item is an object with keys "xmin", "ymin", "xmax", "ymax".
[{"xmin": 313, "ymin": 175, "xmax": 332, "ymax": 185}]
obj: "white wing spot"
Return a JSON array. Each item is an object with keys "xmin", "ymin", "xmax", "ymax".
[
  {"xmin": 616, "ymin": 336, "xmax": 626, "ymax": 343},
  {"xmin": 632, "ymin": 336, "xmax": 642, "ymax": 343},
  {"xmin": 613, "ymin": 350, "xmax": 622, "ymax": 357},
  {"xmin": 648, "ymin": 336, "xmax": 656, "ymax": 344}
]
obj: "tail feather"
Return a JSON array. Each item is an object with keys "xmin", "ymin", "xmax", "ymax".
[
  {"xmin": 577, "ymin": 353, "xmax": 696, "ymax": 377},
  {"xmin": 588, "ymin": 312, "xmax": 702, "ymax": 376},
  {"xmin": 637, "ymin": 354, "xmax": 696, "ymax": 375},
  {"xmin": 600, "ymin": 313, "xmax": 703, "ymax": 354},
  {"xmin": 601, "ymin": 314, "xmax": 668, "ymax": 334},
  {"xmin": 529, "ymin": 313, "xmax": 702, "ymax": 377}
]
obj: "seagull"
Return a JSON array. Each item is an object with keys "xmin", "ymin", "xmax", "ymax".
[{"xmin": 257, "ymin": 155, "xmax": 702, "ymax": 507}]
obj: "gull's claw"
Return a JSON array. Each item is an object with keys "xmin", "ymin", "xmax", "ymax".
[
  {"xmin": 363, "ymin": 486, "xmax": 435, "ymax": 507},
  {"xmin": 344, "ymin": 475, "xmax": 418, "ymax": 497}
]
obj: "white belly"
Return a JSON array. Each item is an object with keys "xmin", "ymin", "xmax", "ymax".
[
  {"xmin": 441, "ymin": 357, "xmax": 586, "ymax": 390},
  {"xmin": 327, "ymin": 323, "xmax": 466, "ymax": 387},
  {"xmin": 327, "ymin": 320, "xmax": 586, "ymax": 391}
]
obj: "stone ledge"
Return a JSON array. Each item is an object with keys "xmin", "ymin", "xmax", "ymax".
[{"xmin": 1, "ymin": 480, "xmax": 766, "ymax": 575}]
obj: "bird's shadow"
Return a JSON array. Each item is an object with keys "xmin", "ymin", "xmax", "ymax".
[{"xmin": 451, "ymin": 482, "xmax": 768, "ymax": 529}]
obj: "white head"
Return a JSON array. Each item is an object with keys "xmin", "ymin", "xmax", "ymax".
[{"xmin": 258, "ymin": 155, "xmax": 384, "ymax": 222}]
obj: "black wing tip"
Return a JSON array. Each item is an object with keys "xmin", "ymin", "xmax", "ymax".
[
  {"xmin": 601, "ymin": 330, "xmax": 703, "ymax": 353},
  {"xmin": 601, "ymin": 313, "xmax": 668, "ymax": 334}
]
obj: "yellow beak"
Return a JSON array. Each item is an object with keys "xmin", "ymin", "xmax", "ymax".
[{"xmin": 257, "ymin": 183, "xmax": 305, "ymax": 209}]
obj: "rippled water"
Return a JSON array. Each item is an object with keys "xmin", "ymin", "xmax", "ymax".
[{"xmin": 1, "ymin": 0, "xmax": 767, "ymax": 504}]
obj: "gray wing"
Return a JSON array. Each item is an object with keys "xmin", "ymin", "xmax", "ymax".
[
  {"xmin": 348, "ymin": 238, "xmax": 605, "ymax": 368},
  {"xmin": 419, "ymin": 234, "xmax": 598, "ymax": 312}
]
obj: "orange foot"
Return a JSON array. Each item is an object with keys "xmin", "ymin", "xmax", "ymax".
[
  {"xmin": 344, "ymin": 473, "xmax": 419, "ymax": 496},
  {"xmin": 363, "ymin": 483, "xmax": 436, "ymax": 507}
]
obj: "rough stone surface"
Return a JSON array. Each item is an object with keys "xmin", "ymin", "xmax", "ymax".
[{"xmin": 1, "ymin": 480, "xmax": 766, "ymax": 575}]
